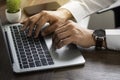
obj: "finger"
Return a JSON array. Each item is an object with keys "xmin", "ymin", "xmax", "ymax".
[
  {"xmin": 54, "ymin": 21, "xmax": 72, "ymax": 34},
  {"xmin": 58, "ymin": 30, "xmax": 72, "ymax": 40},
  {"xmin": 53, "ymin": 22, "xmax": 73, "ymax": 41},
  {"xmin": 41, "ymin": 22, "xmax": 62, "ymax": 36},
  {"xmin": 21, "ymin": 13, "xmax": 41, "ymax": 31},
  {"xmin": 27, "ymin": 18, "xmax": 39, "ymax": 36},
  {"xmin": 20, "ymin": 18, "xmax": 30, "ymax": 31},
  {"xmin": 53, "ymin": 29, "xmax": 72, "ymax": 45},
  {"xmin": 34, "ymin": 15, "xmax": 48, "ymax": 38},
  {"xmin": 52, "ymin": 24, "xmax": 69, "ymax": 45},
  {"xmin": 27, "ymin": 21, "xmax": 35, "ymax": 37},
  {"xmin": 20, "ymin": 17, "xmax": 28, "ymax": 24},
  {"xmin": 56, "ymin": 36, "xmax": 73, "ymax": 49}
]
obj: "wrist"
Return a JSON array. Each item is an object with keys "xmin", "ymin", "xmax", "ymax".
[
  {"xmin": 89, "ymin": 30, "xmax": 96, "ymax": 46},
  {"xmin": 57, "ymin": 8, "xmax": 73, "ymax": 21}
]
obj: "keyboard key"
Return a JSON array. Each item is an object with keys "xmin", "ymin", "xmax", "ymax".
[
  {"xmin": 17, "ymin": 42, "xmax": 22, "ymax": 45},
  {"xmin": 22, "ymin": 37, "xmax": 27, "ymax": 40},
  {"xmin": 25, "ymin": 49, "xmax": 30, "ymax": 52},
  {"xmin": 23, "ymin": 43, "xmax": 29, "ymax": 46},
  {"xmin": 15, "ymin": 34, "xmax": 20, "ymax": 37},
  {"xmin": 35, "ymin": 61, "xmax": 41, "ymax": 66},
  {"xmin": 20, "ymin": 31, "xmax": 25, "ymax": 34},
  {"xmin": 23, "ymin": 64, "xmax": 29, "ymax": 68},
  {"xmin": 37, "ymin": 48, "xmax": 42, "ymax": 51},
  {"xmin": 47, "ymin": 58, "xmax": 54, "ymax": 65},
  {"xmin": 27, "ymin": 55, "xmax": 33, "ymax": 59},
  {"xmin": 20, "ymin": 54, "xmax": 26, "ymax": 58},
  {"xmin": 38, "ymin": 51, "xmax": 44, "ymax": 54},
  {"xmin": 34, "ymin": 57, "xmax": 39, "ymax": 61},
  {"xmin": 26, "ymin": 52, "xmax": 31, "ymax": 55},
  {"xmin": 23, "ymin": 40, "xmax": 27, "ymax": 43},
  {"xmin": 47, "ymin": 58, "xmax": 53, "ymax": 62},
  {"xmin": 13, "ymin": 26, "xmax": 17, "ymax": 29},
  {"xmin": 18, "ymin": 45, "xmax": 23, "ymax": 49},
  {"xmin": 30, "ymin": 44, "xmax": 35, "ymax": 47},
  {"xmin": 20, "ymin": 51, "xmax": 25, "ymax": 55},
  {"xmin": 39, "ymin": 54, "xmax": 45, "ymax": 58},
  {"xmin": 21, "ymin": 35, "xmax": 26, "ymax": 38},
  {"xmin": 35, "ymin": 42, "xmax": 40, "ymax": 45},
  {"xmin": 32, "ymin": 50, "xmax": 37, "ymax": 53},
  {"xmin": 48, "ymin": 61, "xmax": 54, "ymax": 65},
  {"xmin": 41, "ymin": 58, "xmax": 47, "ymax": 66},
  {"xmin": 24, "ymin": 46, "xmax": 29, "ymax": 49},
  {"xmin": 14, "ymin": 32, "xmax": 19, "ymax": 35},
  {"xmin": 18, "ymin": 25, "xmax": 22, "ymax": 28},
  {"xmin": 31, "ymin": 48, "xmax": 36, "ymax": 50},
  {"xmin": 22, "ymin": 61, "xmax": 28, "ymax": 65},
  {"xmin": 19, "ymin": 48, "xmax": 24, "ymax": 52},
  {"xmin": 21, "ymin": 58, "xmax": 27, "ymax": 62},
  {"xmin": 28, "ymin": 58, "xmax": 33, "ymax": 62},
  {"xmin": 33, "ymin": 54, "xmax": 38, "ymax": 57},
  {"xmin": 45, "ymin": 54, "xmax": 52, "ymax": 58},
  {"xmin": 36, "ymin": 45, "xmax": 41, "ymax": 48},
  {"xmin": 16, "ymin": 39, "xmax": 21, "ymax": 42},
  {"xmin": 29, "ymin": 41, "xmax": 34, "ymax": 44},
  {"xmin": 14, "ymin": 30, "xmax": 18, "ymax": 32},
  {"xmin": 29, "ymin": 62, "xmax": 35, "ymax": 67}
]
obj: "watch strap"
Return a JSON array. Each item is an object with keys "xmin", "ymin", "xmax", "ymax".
[{"xmin": 95, "ymin": 36, "xmax": 104, "ymax": 50}]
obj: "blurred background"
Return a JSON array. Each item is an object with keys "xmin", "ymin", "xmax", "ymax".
[
  {"xmin": 0, "ymin": 0, "xmax": 115, "ymax": 29},
  {"xmin": 88, "ymin": 10, "xmax": 115, "ymax": 29}
]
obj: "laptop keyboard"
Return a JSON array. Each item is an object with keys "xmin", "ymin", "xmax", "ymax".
[{"xmin": 10, "ymin": 24, "xmax": 54, "ymax": 69}]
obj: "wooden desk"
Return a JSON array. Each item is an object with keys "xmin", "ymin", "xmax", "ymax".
[{"xmin": 0, "ymin": 0, "xmax": 120, "ymax": 80}]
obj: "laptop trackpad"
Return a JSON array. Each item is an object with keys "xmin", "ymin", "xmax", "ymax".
[
  {"xmin": 52, "ymin": 45, "xmax": 82, "ymax": 61},
  {"xmin": 45, "ymin": 36, "xmax": 83, "ymax": 61}
]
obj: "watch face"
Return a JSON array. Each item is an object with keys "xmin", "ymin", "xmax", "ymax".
[{"xmin": 94, "ymin": 29, "xmax": 105, "ymax": 37}]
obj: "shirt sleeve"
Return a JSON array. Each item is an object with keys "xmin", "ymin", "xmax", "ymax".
[
  {"xmin": 105, "ymin": 29, "xmax": 120, "ymax": 50},
  {"xmin": 60, "ymin": 0, "xmax": 115, "ymax": 22}
]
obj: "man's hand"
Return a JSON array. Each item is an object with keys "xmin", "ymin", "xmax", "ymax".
[
  {"xmin": 21, "ymin": 8, "xmax": 72, "ymax": 38},
  {"xmin": 53, "ymin": 20, "xmax": 95, "ymax": 49}
]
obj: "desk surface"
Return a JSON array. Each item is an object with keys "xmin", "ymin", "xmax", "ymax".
[{"xmin": 0, "ymin": 0, "xmax": 120, "ymax": 80}]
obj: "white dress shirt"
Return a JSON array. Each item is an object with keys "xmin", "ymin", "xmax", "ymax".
[{"xmin": 60, "ymin": 0, "xmax": 120, "ymax": 50}]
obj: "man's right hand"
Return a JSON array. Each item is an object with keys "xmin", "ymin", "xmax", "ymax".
[{"xmin": 21, "ymin": 8, "xmax": 72, "ymax": 38}]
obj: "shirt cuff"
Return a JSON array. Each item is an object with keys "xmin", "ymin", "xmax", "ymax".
[
  {"xmin": 60, "ymin": 1, "xmax": 89, "ymax": 23},
  {"xmin": 105, "ymin": 29, "xmax": 120, "ymax": 50}
]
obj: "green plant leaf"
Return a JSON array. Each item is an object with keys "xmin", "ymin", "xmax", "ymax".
[{"xmin": 7, "ymin": 0, "xmax": 21, "ymax": 13}]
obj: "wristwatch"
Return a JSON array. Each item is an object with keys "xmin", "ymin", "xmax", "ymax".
[{"xmin": 92, "ymin": 29, "xmax": 106, "ymax": 50}]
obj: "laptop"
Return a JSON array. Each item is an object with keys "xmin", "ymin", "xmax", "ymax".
[{"xmin": 0, "ymin": 20, "xmax": 85, "ymax": 73}]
